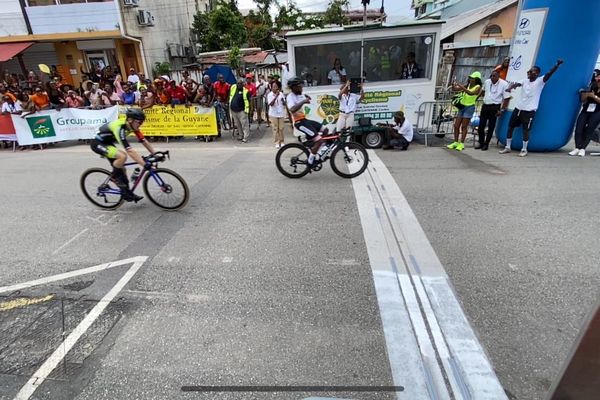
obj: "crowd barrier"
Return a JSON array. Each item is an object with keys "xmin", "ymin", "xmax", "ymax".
[{"xmin": 0, "ymin": 105, "xmax": 218, "ymax": 146}]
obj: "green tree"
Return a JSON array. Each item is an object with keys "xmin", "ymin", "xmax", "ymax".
[
  {"xmin": 228, "ymin": 46, "xmax": 242, "ymax": 72},
  {"xmin": 275, "ymin": 2, "xmax": 323, "ymax": 31},
  {"xmin": 323, "ymin": 0, "xmax": 350, "ymax": 26},
  {"xmin": 191, "ymin": 1, "xmax": 247, "ymax": 52}
]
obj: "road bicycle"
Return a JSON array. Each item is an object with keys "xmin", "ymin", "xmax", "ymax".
[
  {"xmin": 275, "ymin": 128, "xmax": 369, "ymax": 179},
  {"xmin": 80, "ymin": 151, "xmax": 189, "ymax": 211}
]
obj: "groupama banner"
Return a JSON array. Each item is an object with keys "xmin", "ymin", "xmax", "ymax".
[
  {"xmin": 10, "ymin": 105, "xmax": 219, "ymax": 145},
  {"xmin": 11, "ymin": 107, "xmax": 118, "ymax": 145}
]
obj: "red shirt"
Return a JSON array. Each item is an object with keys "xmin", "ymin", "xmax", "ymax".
[
  {"xmin": 213, "ymin": 81, "xmax": 231, "ymax": 101},
  {"xmin": 245, "ymin": 82, "xmax": 256, "ymax": 97},
  {"xmin": 166, "ymin": 85, "xmax": 187, "ymax": 102}
]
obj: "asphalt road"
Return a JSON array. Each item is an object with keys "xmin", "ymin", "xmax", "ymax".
[{"xmin": 0, "ymin": 127, "xmax": 598, "ymax": 400}]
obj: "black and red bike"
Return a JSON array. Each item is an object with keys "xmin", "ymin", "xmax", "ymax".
[{"xmin": 275, "ymin": 128, "xmax": 369, "ymax": 179}]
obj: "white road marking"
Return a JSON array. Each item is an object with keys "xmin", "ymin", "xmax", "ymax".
[
  {"xmin": 351, "ymin": 151, "xmax": 507, "ymax": 400},
  {"xmin": 0, "ymin": 256, "xmax": 146, "ymax": 294},
  {"xmin": 13, "ymin": 256, "xmax": 148, "ymax": 400},
  {"xmin": 52, "ymin": 228, "xmax": 89, "ymax": 255},
  {"xmin": 222, "ymin": 256, "xmax": 233, "ymax": 263}
]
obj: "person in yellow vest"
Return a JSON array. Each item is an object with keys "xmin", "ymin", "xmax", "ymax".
[
  {"xmin": 229, "ymin": 78, "xmax": 251, "ymax": 143},
  {"xmin": 447, "ymin": 71, "xmax": 482, "ymax": 151}
]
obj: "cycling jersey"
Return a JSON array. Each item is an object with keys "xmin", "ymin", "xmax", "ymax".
[{"xmin": 95, "ymin": 120, "xmax": 145, "ymax": 150}]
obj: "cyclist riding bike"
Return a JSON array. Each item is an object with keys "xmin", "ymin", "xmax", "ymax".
[
  {"xmin": 89, "ymin": 108, "xmax": 157, "ymax": 202},
  {"xmin": 285, "ymin": 76, "xmax": 329, "ymax": 167}
]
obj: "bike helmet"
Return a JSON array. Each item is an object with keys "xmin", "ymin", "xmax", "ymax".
[
  {"xmin": 125, "ymin": 108, "xmax": 146, "ymax": 122},
  {"xmin": 287, "ymin": 76, "xmax": 303, "ymax": 88}
]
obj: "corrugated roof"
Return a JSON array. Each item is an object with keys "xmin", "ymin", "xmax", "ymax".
[
  {"xmin": 286, "ymin": 18, "xmax": 443, "ymax": 38},
  {"xmin": 441, "ymin": 0, "xmax": 518, "ymax": 39}
]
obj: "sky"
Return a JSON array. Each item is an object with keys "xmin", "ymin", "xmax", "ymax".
[{"xmin": 237, "ymin": 0, "xmax": 414, "ymax": 18}]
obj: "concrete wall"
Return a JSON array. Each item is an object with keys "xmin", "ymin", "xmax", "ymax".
[
  {"xmin": 120, "ymin": 0, "xmax": 209, "ymax": 74},
  {"xmin": 454, "ymin": 4, "xmax": 516, "ymax": 42},
  {"xmin": 26, "ymin": 1, "xmax": 120, "ymax": 35},
  {"xmin": 0, "ymin": 0, "xmax": 28, "ymax": 36}
]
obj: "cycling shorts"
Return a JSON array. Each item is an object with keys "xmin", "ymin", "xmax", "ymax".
[
  {"xmin": 90, "ymin": 139, "xmax": 119, "ymax": 160},
  {"xmin": 294, "ymin": 119, "xmax": 322, "ymax": 139}
]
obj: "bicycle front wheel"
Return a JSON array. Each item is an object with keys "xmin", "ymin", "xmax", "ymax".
[
  {"xmin": 330, "ymin": 142, "xmax": 369, "ymax": 178},
  {"xmin": 142, "ymin": 168, "xmax": 189, "ymax": 210},
  {"xmin": 275, "ymin": 143, "xmax": 311, "ymax": 178},
  {"xmin": 80, "ymin": 168, "xmax": 124, "ymax": 209}
]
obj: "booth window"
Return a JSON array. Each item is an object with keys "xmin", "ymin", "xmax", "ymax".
[{"xmin": 293, "ymin": 34, "xmax": 435, "ymax": 86}]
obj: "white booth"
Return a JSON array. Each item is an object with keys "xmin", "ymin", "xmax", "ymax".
[{"xmin": 285, "ymin": 19, "xmax": 442, "ymax": 144}]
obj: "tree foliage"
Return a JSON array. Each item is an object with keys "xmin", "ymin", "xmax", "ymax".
[
  {"xmin": 323, "ymin": 0, "xmax": 350, "ymax": 26},
  {"xmin": 192, "ymin": 1, "xmax": 247, "ymax": 52}
]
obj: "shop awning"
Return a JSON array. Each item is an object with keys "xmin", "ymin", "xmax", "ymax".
[{"xmin": 0, "ymin": 42, "xmax": 34, "ymax": 63}]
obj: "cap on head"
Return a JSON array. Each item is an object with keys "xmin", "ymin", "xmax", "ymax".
[{"xmin": 469, "ymin": 71, "xmax": 482, "ymax": 80}]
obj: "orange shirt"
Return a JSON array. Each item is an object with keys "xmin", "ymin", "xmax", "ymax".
[
  {"xmin": 31, "ymin": 92, "xmax": 50, "ymax": 108},
  {"xmin": 494, "ymin": 65, "xmax": 508, "ymax": 80}
]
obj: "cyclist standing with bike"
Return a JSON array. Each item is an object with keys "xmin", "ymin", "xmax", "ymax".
[
  {"xmin": 89, "ymin": 109, "xmax": 157, "ymax": 202},
  {"xmin": 286, "ymin": 76, "xmax": 329, "ymax": 167}
]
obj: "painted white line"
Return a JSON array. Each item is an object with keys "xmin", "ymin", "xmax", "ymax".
[
  {"xmin": 356, "ymin": 151, "xmax": 507, "ymax": 400},
  {"xmin": 13, "ymin": 256, "xmax": 148, "ymax": 400},
  {"xmin": 0, "ymin": 256, "xmax": 147, "ymax": 294},
  {"xmin": 52, "ymin": 228, "xmax": 89, "ymax": 255}
]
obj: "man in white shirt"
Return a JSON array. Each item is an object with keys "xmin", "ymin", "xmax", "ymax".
[
  {"xmin": 336, "ymin": 81, "xmax": 364, "ymax": 132},
  {"xmin": 286, "ymin": 76, "xmax": 329, "ymax": 167},
  {"xmin": 281, "ymin": 63, "xmax": 293, "ymax": 94},
  {"xmin": 382, "ymin": 111, "xmax": 413, "ymax": 150},
  {"xmin": 500, "ymin": 59, "xmax": 563, "ymax": 156},
  {"xmin": 127, "ymin": 68, "xmax": 140, "ymax": 85},
  {"xmin": 478, "ymin": 70, "xmax": 510, "ymax": 150}
]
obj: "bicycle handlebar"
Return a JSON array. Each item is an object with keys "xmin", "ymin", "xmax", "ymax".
[{"xmin": 144, "ymin": 150, "xmax": 170, "ymax": 165}]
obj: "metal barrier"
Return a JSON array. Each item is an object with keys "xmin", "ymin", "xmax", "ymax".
[{"xmin": 415, "ymin": 99, "xmax": 484, "ymax": 147}]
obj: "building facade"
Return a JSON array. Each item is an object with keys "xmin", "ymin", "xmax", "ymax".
[{"xmin": 0, "ymin": 0, "xmax": 208, "ymax": 88}]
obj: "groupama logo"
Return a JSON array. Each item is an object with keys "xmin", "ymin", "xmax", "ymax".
[{"xmin": 26, "ymin": 116, "xmax": 57, "ymax": 139}]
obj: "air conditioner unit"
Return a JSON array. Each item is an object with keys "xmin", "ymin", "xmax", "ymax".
[
  {"xmin": 168, "ymin": 44, "xmax": 183, "ymax": 58},
  {"xmin": 137, "ymin": 10, "xmax": 155, "ymax": 26},
  {"xmin": 184, "ymin": 46, "xmax": 193, "ymax": 57},
  {"xmin": 123, "ymin": 0, "xmax": 139, "ymax": 7}
]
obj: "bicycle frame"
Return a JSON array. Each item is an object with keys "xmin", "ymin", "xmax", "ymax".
[{"xmin": 98, "ymin": 161, "xmax": 166, "ymax": 197}]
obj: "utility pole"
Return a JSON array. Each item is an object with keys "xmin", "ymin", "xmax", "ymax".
[{"xmin": 360, "ymin": 0, "xmax": 369, "ymax": 85}]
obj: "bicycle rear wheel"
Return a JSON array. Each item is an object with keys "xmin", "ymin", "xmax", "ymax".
[
  {"xmin": 275, "ymin": 143, "xmax": 311, "ymax": 178},
  {"xmin": 142, "ymin": 168, "xmax": 189, "ymax": 210},
  {"xmin": 80, "ymin": 168, "xmax": 124, "ymax": 209},
  {"xmin": 330, "ymin": 142, "xmax": 369, "ymax": 178}
]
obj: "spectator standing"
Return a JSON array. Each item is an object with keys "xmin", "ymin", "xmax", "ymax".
[
  {"xmin": 494, "ymin": 57, "xmax": 511, "ymax": 81},
  {"xmin": 181, "ymin": 70, "xmax": 199, "ymax": 103},
  {"xmin": 127, "ymin": 68, "xmax": 140, "ymax": 84},
  {"xmin": 267, "ymin": 80, "xmax": 286, "ymax": 148},
  {"xmin": 166, "ymin": 80, "xmax": 188, "ymax": 106},
  {"xmin": 229, "ymin": 78, "xmax": 251, "ymax": 143},
  {"xmin": 31, "ymin": 87, "xmax": 51, "ymax": 111},
  {"xmin": 202, "ymin": 75, "xmax": 215, "ymax": 105},
  {"xmin": 244, "ymin": 73, "xmax": 257, "ymax": 123},
  {"xmin": 477, "ymin": 70, "xmax": 510, "ymax": 150},
  {"xmin": 46, "ymin": 80, "xmax": 65, "ymax": 109},
  {"xmin": 121, "ymin": 83, "xmax": 138, "ymax": 106},
  {"xmin": 397, "ymin": 52, "xmax": 422, "ymax": 80},
  {"xmin": 327, "ymin": 58, "xmax": 347, "ymax": 85},
  {"xmin": 100, "ymin": 84, "xmax": 121, "ymax": 106},
  {"xmin": 255, "ymin": 74, "xmax": 267, "ymax": 123},
  {"xmin": 65, "ymin": 90, "xmax": 85, "ymax": 108},
  {"xmin": 213, "ymin": 74, "xmax": 230, "ymax": 103},
  {"xmin": 500, "ymin": 59, "xmax": 563, "ymax": 157},
  {"xmin": 138, "ymin": 87, "xmax": 154, "ymax": 110},
  {"xmin": 1, "ymin": 95, "xmax": 22, "ymax": 114},
  {"xmin": 336, "ymin": 81, "xmax": 364, "ymax": 132},
  {"xmin": 569, "ymin": 69, "xmax": 600, "ymax": 156},
  {"xmin": 380, "ymin": 111, "xmax": 413, "ymax": 150},
  {"xmin": 447, "ymin": 71, "xmax": 482, "ymax": 151}
]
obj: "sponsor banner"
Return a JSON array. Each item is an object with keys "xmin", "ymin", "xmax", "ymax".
[
  {"xmin": 302, "ymin": 84, "xmax": 428, "ymax": 129},
  {"xmin": 0, "ymin": 114, "xmax": 17, "ymax": 140},
  {"xmin": 123, "ymin": 105, "xmax": 218, "ymax": 136},
  {"xmin": 11, "ymin": 107, "xmax": 118, "ymax": 145},
  {"xmin": 506, "ymin": 9, "xmax": 548, "ymax": 109}
]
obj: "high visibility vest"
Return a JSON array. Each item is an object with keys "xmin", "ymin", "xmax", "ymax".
[
  {"xmin": 381, "ymin": 54, "xmax": 391, "ymax": 70},
  {"xmin": 229, "ymin": 85, "xmax": 249, "ymax": 113}
]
